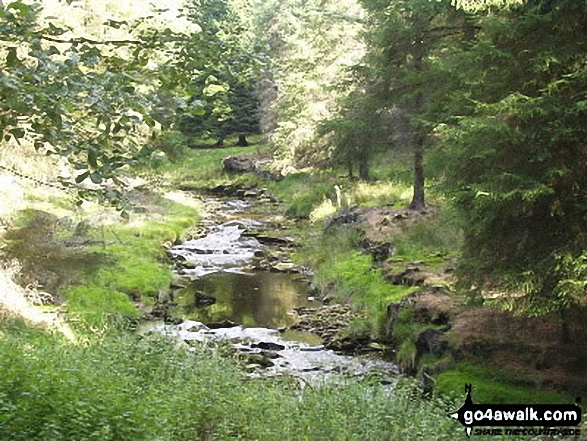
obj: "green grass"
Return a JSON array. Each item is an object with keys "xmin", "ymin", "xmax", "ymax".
[
  {"xmin": 269, "ymin": 172, "xmax": 338, "ymax": 218},
  {"xmin": 61, "ymin": 196, "xmax": 198, "ymax": 331},
  {"xmin": 149, "ymin": 133, "xmax": 271, "ymax": 189},
  {"xmin": 0, "ymin": 320, "xmax": 466, "ymax": 440},
  {"xmin": 435, "ymin": 362, "xmax": 573, "ymax": 405},
  {"xmin": 64, "ymin": 285, "xmax": 141, "ymax": 329},
  {"xmin": 295, "ymin": 226, "xmax": 417, "ymax": 339}
]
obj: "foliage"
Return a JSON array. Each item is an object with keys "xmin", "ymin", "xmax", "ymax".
[
  {"xmin": 63, "ymin": 285, "xmax": 140, "ymax": 330},
  {"xmin": 0, "ymin": 0, "xmax": 209, "ymax": 212},
  {"xmin": 253, "ymin": 0, "xmax": 366, "ymax": 170},
  {"xmin": 177, "ymin": 0, "xmax": 264, "ymax": 145},
  {"xmin": 433, "ymin": 0, "xmax": 587, "ymax": 313},
  {"xmin": 151, "ymin": 131, "xmax": 190, "ymax": 163},
  {"xmin": 269, "ymin": 172, "xmax": 336, "ymax": 219},
  {"xmin": 0, "ymin": 321, "xmax": 467, "ymax": 440}
]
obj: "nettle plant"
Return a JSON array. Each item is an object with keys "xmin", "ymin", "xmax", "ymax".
[{"xmin": 0, "ymin": 1, "xmax": 197, "ymax": 216}]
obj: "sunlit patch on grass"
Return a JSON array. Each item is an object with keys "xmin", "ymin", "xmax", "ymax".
[
  {"xmin": 310, "ymin": 198, "xmax": 337, "ymax": 222},
  {"xmin": 348, "ymin": 181, "xmax": 412, "ymax": 207}
]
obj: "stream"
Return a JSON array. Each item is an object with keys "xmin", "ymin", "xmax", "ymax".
[{"xmin": 148, "ymin": 192, "xmax": 399, "ymax": 385}]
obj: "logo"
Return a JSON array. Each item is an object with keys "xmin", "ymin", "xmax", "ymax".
[{"xmin": 449, "ymin": 384, "xmax": 582, "ymax": 437}]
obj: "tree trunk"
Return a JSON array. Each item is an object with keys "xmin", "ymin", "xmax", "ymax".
[
  {"xmin": 215, "ymin": 138, "xmax": 224, "ymax": 148},
  {"xmin": 236, "ymin": 134, "xmax": 249, "ymax": 147},
  {"xmin": 409, "ymin": 134, "xmax": 426, "ymax": 211},
  {"xmin": 560, "ymin": 308, "xmax": 572, "ymax": 344},
  {"xmin": 408, "ymin": 24, "xmax": 426, "ymax": 212},
  {"xmin": 347, "ymin": 159, "xmax": 354, "ymax": 179},
  {"xmin": 358, "ymin": 150, "xmax": 370, "ymax": 181}
]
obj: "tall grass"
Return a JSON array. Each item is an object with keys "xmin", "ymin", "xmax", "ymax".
[{"xmin": 0, "ymin": 320, "xmax": 465, "ymax": 440}]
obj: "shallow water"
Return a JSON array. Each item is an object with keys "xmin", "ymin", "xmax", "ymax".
[
  {"xmin": 155, "ymin": 195, "xmax": 399, "ymax": 383},
  {"xmin": 176, "ymin": 271, "xmax": 318, "ymax": 328}
]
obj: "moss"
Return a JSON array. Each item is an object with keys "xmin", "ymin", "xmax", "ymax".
[
  {"xmin": 396, "ymin": 339, "xmax": 417, "ymax": 372},
  {"xmin": 435, "ymin": 362, "xmax": 573, "ymax": 404}
]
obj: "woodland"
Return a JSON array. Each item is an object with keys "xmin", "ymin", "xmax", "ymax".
[{"xmin": 0, "ymin": 0, "xmax": 586, "ymax": 439}]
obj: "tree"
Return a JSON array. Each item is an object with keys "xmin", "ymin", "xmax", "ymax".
[
  {"xmin": 0, "ymin": 1, "xmax": 197, "ymax": 214},
  {"xmin": 434, "ymin": 0, "xmax": 587, "ymax": 320},
  {"xmin": 358, "ymin": 0, "xmax": 471, "ymax": 210},
  {"xmin": 177, "ymin": 0, "xmax": 263, "ymax": 147},
  {"xmin": 318, "ymin": 83, "xmax": 390, "ymax": 181}
]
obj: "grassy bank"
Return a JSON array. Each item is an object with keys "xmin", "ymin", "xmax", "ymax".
[
  {"xmin": 0, "ymin": 319, "xmax": 465, "ymax": 440},
  {"xmin": 2, "ymin": 188, "xmax": 199, "ymax": 332}
]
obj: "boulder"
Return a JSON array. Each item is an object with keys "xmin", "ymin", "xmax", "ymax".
[
  {"xmin": 207, "ymin": 320, "xmax": 238, "ymax": 329},
  {"xmin": 223, "ymin": 156, "xmax": 257, "ymax": 173},
  {"xmin": 252, "ymin": 341, "xmax": 286, "ymax": 351},
  {"xmin": 271, "ymin": 262, "xmax": 301, "ymax": 273}
]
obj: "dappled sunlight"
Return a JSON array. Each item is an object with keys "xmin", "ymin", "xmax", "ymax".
[
  {"xmin": 162, "ymin": 190, "xmax": 202, "ymax": 210},
  {"xmin": 309, "ymin": 198, "xmax": 337, "ymax": 223},
  {"xmin": 0, "ymin": 264, "xmax": 75, "ymax": 341},
  {"xmin": 349, "ymin": 181, "xmax": 412, "ymax": 207}
]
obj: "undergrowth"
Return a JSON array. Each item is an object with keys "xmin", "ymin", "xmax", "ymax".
[
  {"xmin": 435, "ymin": 362, "xmax": 572, "ymax": 405},
  {"xmin": 0, "ymin": 319, "xmax": 465, "ymax": 440}
]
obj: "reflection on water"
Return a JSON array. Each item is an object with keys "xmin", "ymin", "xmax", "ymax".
[
  {"xmin": 176, "ymin": 271, "xmax": 316, "ymax": 328},
  {"xmin": 281, "ymin": 329, "xmax": 323, "ymax": 346}
]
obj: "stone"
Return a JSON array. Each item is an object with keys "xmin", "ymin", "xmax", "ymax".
[
  {"xmin": 360, "ymin": 240, "xmax": 395, "ymax": 263},
  {"xmin": 271, "ymin": 262, "xmax": 299, "ymax": 273},
  {"xmin": 388, "ymin": 267, "xmax": 426, "ymax": 286},
  {"xmin": 367, "ymin": 342, "xmax": 387, "ymax": 351},
  {"xmin": 178, "ymin": 261, "xmax": 196, "ymax": 270},
  {"xmin": 195, "ymin": 291, "xmax": 216, "ymax": 307},
  {"xmin": 299, "ymin": 345, "xmax": 325, "ymax": 352},
  {"xmin": 180, "ymin": 321, "xmax": 209, "ymax": 333},
  {"xmin": 243, "ymin": 353, "xmax": 275, "ymax": 368},
  {"xmin": 223, "ymin": 156, "xmax": 257, "ymax": 173},
  {"xmin": 252, "ymin": 341, "xmax": 286, "ymax": 351},
  {"xmin": 416, "ymin": 328, "xmax": 449, "ymax": 358},
  {"xmin": 157, "ymin": 290, "xmax": 171, "ymax": 304},
  {"xmin": 207, "ymin": 320, "xmax": 238, "ymax": 329},
  {"xmin": 253, "ymin": 250, "xmax": 266, "ymax": 258}
]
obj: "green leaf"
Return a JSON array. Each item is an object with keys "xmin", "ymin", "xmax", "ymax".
[
  {"xmin": 6, "ymin": 48, "xmax": 20, "ymax": 67},
  {"xmin": 75, "ymin": 171, "xmax": 90, "ymax": 183},
  {"xmin": 88, "ymin": 149, "xmax": 98, "ymax": 168},
  {"xmin": 90, "ymin": 172, "xmax": 103, "ymax": 184},
  {"xmin": 47, "ymin": 46, "xmax": 61, "ymax": 56},
  {"xmin": 10, "ymin": 128, "xmax": 25, "ymax": 139},
  {"xmin": 203, "ymin": 83, "xmax": 227, "ymax": 97}
]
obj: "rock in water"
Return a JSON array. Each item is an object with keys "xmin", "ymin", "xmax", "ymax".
[
  {"xmin": 252, "ymin": 341, "xmax": 286, "ymax": 351},
  {"xmin": 195, "ymin": 291, "xmax": 216, "ymax": 307}
]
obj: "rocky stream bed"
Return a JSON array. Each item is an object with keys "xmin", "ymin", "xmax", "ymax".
[{"xmin": 145, "ymin": 188, "xmax": 399, "ymax": 385}]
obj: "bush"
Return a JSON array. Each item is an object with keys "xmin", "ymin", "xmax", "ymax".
[{"xmin": 153, "ymin": 131, "xmax": 189, "ymax": 163}]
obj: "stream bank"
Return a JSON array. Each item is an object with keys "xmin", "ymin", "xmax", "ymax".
[{"xmin": 148, "ymin": 186, "xmax": 399, "ymax": 383}]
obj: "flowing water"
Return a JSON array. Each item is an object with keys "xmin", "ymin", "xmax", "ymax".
[{"xmin": 152, "ymin": 194, "xmax": 398, "ymax": 384}]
